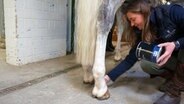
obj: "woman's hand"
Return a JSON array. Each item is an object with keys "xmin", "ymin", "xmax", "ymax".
[
  {"xmin": 104, "ymin": 75, "xmax": 111, "ymax": 83},
  {"xmin": 104, "ymin": 75, "xmax": 114, "ymax": 86},
  {"xmin": 157, "ymin": 42, "xmax": 175, "ymax": 66}
]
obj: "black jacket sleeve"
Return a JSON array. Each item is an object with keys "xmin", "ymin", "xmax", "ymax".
[
  {"xmin": 107, "ymin": 46, "xmax": 138, "ymax": 81},
  {"xmin": 170, "ymin": 5, "xmax": 184, "ymax": 49}
]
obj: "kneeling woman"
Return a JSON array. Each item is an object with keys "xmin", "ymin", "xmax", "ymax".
[{"xmin": 105, "ymin": 0, "xmax": 184, "ymax": 104}]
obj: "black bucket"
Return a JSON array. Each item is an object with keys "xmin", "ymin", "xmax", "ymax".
[{"xmin": 136, "ymin": 41, "xmax": 164, "ymax": 63}]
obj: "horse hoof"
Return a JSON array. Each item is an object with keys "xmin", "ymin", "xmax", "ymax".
[
  {"xmin": 114, "ymin": 56, "xmax": 121, "ymax": 62},
  {"xmin": 114, "ymin": 58, "xmax": 120, "ymax": 62},
  {"xmin": 83, "ymin": 80, "xmax": 94, "ymax": 85},
  {"xmin": 92, "ymin": 90, "xmax": 110, "ymax": 100}
]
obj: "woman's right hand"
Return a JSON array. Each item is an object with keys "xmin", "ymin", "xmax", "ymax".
[
  {"xmin": 157, "ymin": 42, "xmax": 175, "ymax": 66},
  {"xmin": 104, "ymin": 75, "xmax": 111, "ymax": 83},
  {"xmin": 104, "ymin": 75, "xmax": 114, "ymax": 86}
]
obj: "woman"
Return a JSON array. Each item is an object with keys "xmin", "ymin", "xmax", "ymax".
[{"xmin": 105, "ymin": 0, "xmax": 184, "ymax": 104}]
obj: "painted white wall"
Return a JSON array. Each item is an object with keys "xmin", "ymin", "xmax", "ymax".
[{"xmin": 4, "ymin": 0, "xmax": 67, "ymax": 65}]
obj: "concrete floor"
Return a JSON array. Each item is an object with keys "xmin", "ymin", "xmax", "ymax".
[{"xmin": 0, "ymin": 48, "xmax": 183, "ymax": 104}]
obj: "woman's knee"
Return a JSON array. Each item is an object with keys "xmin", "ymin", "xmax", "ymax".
[{"xmin": 140, "ymin": 60, "xmax": 165, "ymax": 75}]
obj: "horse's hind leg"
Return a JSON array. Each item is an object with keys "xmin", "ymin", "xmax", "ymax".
[
  {"xmin": 82, "ymin": 65, "xmax": 94, "ymax": 84},
  {"xmin": 92, "ymin": 0, "xmax": 124, "ymax": 100},
  {"xmin": 114, "ymin": 7, "xmax": 124, "ymax": 61}
]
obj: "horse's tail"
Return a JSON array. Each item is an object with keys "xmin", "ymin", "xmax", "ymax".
[{"xmin": 75, "ymin": 0, "xmax": 102, "ymax": 66}]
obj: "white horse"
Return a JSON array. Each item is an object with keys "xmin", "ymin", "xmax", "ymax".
[{"xmin": 75, "ymin": 0, "xmax": 168, "ymax": 100}]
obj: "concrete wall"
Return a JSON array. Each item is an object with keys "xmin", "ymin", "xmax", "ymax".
[{"xmin": 4, "ymin": 0, "xmax": 68, "ymax": 65}]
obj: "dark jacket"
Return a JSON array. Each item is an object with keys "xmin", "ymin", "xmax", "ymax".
[{"xmin": 108, "ymin": 4, "xmax": 184, "ymax": 81}]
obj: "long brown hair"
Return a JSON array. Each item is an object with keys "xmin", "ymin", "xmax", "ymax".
[{"xmin": 122, "ymin": 0, "xmax": 156, "ymax": 46}]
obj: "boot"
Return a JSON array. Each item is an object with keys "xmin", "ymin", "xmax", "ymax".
[{"xmin": 154, "ymin": 63, "xmax": 184, "ymax": 104}]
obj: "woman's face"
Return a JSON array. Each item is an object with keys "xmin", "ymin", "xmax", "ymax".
[{"xmin": 126, "ymin": 12, "xmax": 144, "ymax": 30}]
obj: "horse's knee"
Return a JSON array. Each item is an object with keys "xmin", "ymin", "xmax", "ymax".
[{"xmin": 93, "ymin": 69, "xmax": 105, "ymax": 78}]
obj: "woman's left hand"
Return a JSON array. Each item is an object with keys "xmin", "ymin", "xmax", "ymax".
[{"xmin": 157, "ymin": 42, "xmax": 175, "ymax": 66}]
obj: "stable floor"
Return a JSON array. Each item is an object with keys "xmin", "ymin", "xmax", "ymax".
[{"xmin": 0, "ymin": 48, "xmax": 183, "ymax": 104}]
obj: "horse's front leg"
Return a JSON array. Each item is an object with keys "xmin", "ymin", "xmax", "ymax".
[
  {"xmin": 92, "ymin": 34, "xmax": 110, "ymax": 100},
  {"xmin": 92, "ymin": 0, "xmax": 125, "ymax": 100}
]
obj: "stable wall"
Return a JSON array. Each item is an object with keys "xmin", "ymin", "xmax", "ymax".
[{"xmin": 4, "ymin": 0, "xmax": 68, "ymax": 65}]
